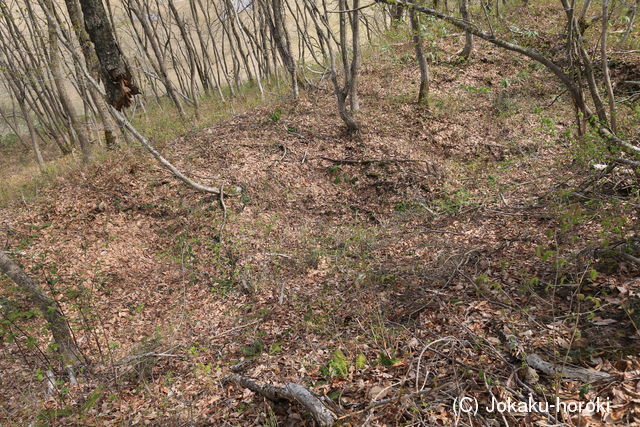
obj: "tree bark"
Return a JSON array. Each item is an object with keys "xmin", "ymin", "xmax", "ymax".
[
  {"xmin": 64, "ymin": 0, "xmax": 119, "ymax": 149},
  {"xmin": 410, "ymin": 8, "xmax": 429, "ymax": 105},
  {"xmin": 350, "ymin": 0, "xmax": 361, "ymax": 111},
  {"xmin": 128, "ymin": 0, "xmax": 186, "ymax": 119},
  {"xmin": 459, "ymin": 0, "xmax": 473, "ymax": 59},
  {"xmin": 601, "ymin": 0, "xmax": 617, "ymax": 133},
  {"xmin": 228, "ymin": 373, "xmax": 337, "ymax": 426},
  {"xmin": 43, "ymin": 0, "xmax": 92, "ymax": 163},
  {"xmin": 257, "ymin": 0, "xmax": 298, "ymax": 98},
  {"xmin": 78, "ymin": 0, "xmax": 140, "ymax": 110},
  {"xmin": 0, "ymin": 250, "xmax": 83, "ymax": 367}
]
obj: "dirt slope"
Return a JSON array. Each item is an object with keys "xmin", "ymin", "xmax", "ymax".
[{"xmin": 1, "ymin": 32, "xmax": 639, "ymax": 425}]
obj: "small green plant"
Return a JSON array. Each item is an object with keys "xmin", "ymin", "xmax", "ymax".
[
  {"xmin": 187, "ymin": 342, "xmax": 208, "ymax": 357},
  {"xmin": 325, "ymin": 349, "xmax": 349, "ymax": 378},
  {"xmin": 241, "ymin": 340, "xmax": 264, "ymax": 357},
  {"xmin": 376, "ymin": 352, "xmax": 400, "ymax": 367},
  {"xmin": 435, "ymin": 188, "xmax": 472, "ymax": 213},
  {"xmin": 539, "ymin": 116, "xmax": 557, "ymax": 135},
  {"xmin": 194, "ymin": 362, "xmax": 213, "ymax": 377},
  {"xmin": 355, "ymin": 353, "xmax": 367, "ymax": 370},
  {"xmin": 459, "ymin": 84, "xmax": 492, "ymax": 94},
  {"xmin": 268, "ymin": 341, "xmax": 283, "ymax": 355},
  {"xmin": 268, "ymin": 108, "xmax": 282, "ymax": 123}
]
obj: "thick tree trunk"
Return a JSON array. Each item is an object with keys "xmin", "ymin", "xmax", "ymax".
[
  {"xmin": 0, "ymin": 251, "xmax": 83, "ymax": 367},
  {"xmin": 64, "ymin": 0, "xmax": 119, "ymax": 149},
  {"xmin": 78, "ymin": 0, "xmax": 140, "ymax": 110},
  {"xmin": 459, "ymin": 0, "xmax": 473, "ymax": 59}
]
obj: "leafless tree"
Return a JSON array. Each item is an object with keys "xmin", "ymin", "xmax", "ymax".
[
  {"xmin": 78, "ymin": 0, "xmax": 141, "ymax": 110},
  {"xmin": 374, "ymin": 0, "xmax": 639, "ymax": 156},
  {"xmin": 458, "ymin": 0, "xmax": 473, "ymax": 59},
  {"xmin": 0, "ymin": 250, "xmax": 84, "ymax": 369},
  {"xmin": 410, "ymin": 7, "xmax": 429, "ymax": 105}
]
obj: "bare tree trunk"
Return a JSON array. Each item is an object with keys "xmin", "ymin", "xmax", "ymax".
[
  {"xmin": 4, "ymin": 79, "xmax": 46, "ymax": 169},
  {"xmin": 601, "ymin": 0, "xmax": 617, "ymax": 133},
  {"xmin": 128, "ymin": 0, "xmax": 186, "ymax": 119},
  {"xmin": 64, "ymin": 0, "xmax": 119, "ymax": 149},
  {"xmin": 620, "ymin": 0, "xmax": 638, "ymax": 45},
  {"xmin": 0, "ymin": 250, "xmax": 83, "ymax": 367},
  {"xmin": 350, "ymin": 0, "xmax": 361, "ymax": 111},
  {"xmin": 167, "ymin": 0, "xmax": 204, "ymax": 114},
  {"xmin": 306, "ymin": 0, "xmax": 359, "ymax": 131},
  {"xmin": 390, "ymin": 4, "xmax": 405, "ymax": 25},
  {"xmin": 78, "ymin": 0, "xmax": 141, "ymax": 110},
  {"xmin": 410, "ymin": 8, "xmax": 429, "ymax": 105},
  {"xmin": 43, "ymin": 0, "xmax": 92, "ymax": 163},
  {"xmin": 20, "ymin": 99, "xmax": 46, "ymax": 169},
  {"xmin": 459, "ymin": 0, "xmax": 473, "ymax": 59},
  {"xmin": 265, "ymin": 0, "xmax": 299, "ymax": 98}
]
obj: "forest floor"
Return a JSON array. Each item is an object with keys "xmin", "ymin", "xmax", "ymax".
[{"xmin": 2, "ymin": 8, "xmax": 640, "ymax": 426}]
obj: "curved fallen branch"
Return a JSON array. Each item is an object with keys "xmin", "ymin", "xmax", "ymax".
[
  {"xmin": 227, "ymin": 373, "xmax": 337, "ymax": 426},
  {"xmin": 110, "ymin": 107, "xmax": 229, "ymax": 195}
]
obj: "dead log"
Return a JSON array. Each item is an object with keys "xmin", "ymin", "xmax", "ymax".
[
  {"xmin": 228, "ymin": 373, "xmax": 337, "ymax": 426},
  {"xmin": 526, "ymin": 354, "xmax": 614, "ymax": 383}
]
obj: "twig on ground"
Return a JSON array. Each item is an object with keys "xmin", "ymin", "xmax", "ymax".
[{"xmin": 211, "ymin": 320, "xmax": 260, "ymax": 341}]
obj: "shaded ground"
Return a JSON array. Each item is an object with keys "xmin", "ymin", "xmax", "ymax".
[{"xmin": 1, "ymin": 12, "xmax": 640, "ymax": 426}]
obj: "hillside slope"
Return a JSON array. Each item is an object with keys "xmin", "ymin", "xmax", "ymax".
[{"xmin": 1, "ymin": 29, "xmax": 640, "ymax": 425}]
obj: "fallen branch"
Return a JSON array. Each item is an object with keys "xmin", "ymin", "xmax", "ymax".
[
  {"xmin": 111, "ymin": 108, "xmax": 232, "ymax": 195},
  {"xmin": 47, "ymin": 12, "xmax": 235, "ymax": 196},
  {"xmin": 319, "ymin": 156, "xmax": 428, "ymax": 165},
  {"xmin": 496, "ymin": 327, "xmax": 614, "ymax": 383},
  {"xmin": 115, "ymin": 351, "xmax": 183, "ymax": 366},
  {"xmin": 610, "ymin": 156, "xmax": 640, "ymax": 168},
  {"xmin": 227, "ymin": 373, "xmax": 337, "ymax": 426},
  {"xmin": 618, "ymin": 251, "xmax": 640, "ymax": 266},
  {"xmin": 526, "ymin": 354, "xmax": 614, "ymax": 383}
]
